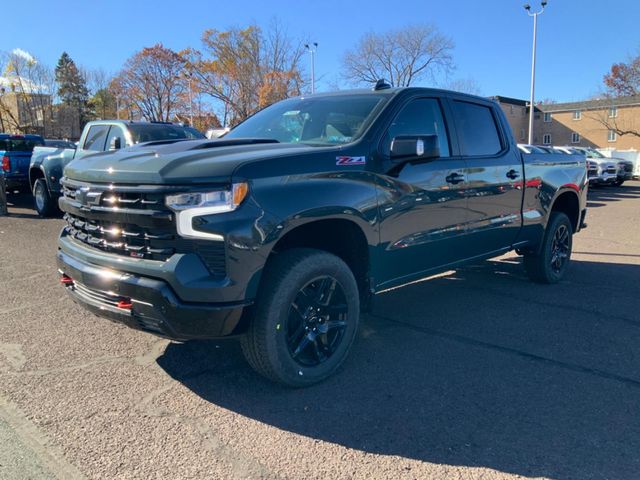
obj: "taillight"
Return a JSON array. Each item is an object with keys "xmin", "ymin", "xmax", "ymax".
[{"xmin": 1, "ymin": 155, "xmax": 9, "ymax": 172}]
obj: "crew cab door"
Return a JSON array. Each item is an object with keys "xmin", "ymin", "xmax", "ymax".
[
  {"xmin": 375, "ymin": 97, "xmax": 468, "ymax": 288},
  {"xmin": 449, "ymin": 98, "xmax": 523, "ymax": 255}
]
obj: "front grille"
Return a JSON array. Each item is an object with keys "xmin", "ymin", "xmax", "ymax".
[
  {"xmin": 64, "ymin": 212, "xmax": 177, "ymax": 261},
  {"xmin": 606, "ymin": 166, "xmax": 617, "ymax": 175},
  {"xmin": 61, "ymin": 180, "xmax": 226, "ymax": 277}
]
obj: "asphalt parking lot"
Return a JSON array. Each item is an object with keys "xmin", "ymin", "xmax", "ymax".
[{"xmin": 1, "ymin": 182, "xmax": 639, "ymax": 480}]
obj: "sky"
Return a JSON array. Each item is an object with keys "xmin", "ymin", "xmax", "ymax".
[{"xmin": 2, "ymin": 0, "xmax": 639, "ymax": 102}]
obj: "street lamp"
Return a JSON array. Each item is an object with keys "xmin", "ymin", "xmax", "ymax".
[
  {"xmin": 524, "ymin": 1, "xmax": 547, "ymax": 145},
  {"xmin": 184, "ymin": 71, "xmax": 194, "ymax": 126},
  {"xmin": 304, "ymin": 42, "xmax": 318, "ymax": 94}
]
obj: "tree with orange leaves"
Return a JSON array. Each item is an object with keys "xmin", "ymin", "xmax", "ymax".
[
  {"xmin": 183, "ymin": 22, "xmax": 304, "ymax": 126},
  {"xmin": 112, "ymin": 44, "xmax": 187, "ymax": 122}
]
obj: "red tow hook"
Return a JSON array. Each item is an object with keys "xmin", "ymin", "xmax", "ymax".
[
  {"xmin": 116, "ymin": 299, "xmax": 133, "ymax": 310},
  {"xmin": 60, "ymin": 274, "xmax": 74, "ymax": 286}
]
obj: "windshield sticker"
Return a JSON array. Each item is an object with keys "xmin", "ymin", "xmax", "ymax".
[{"xmin": 336, "ymin": 156, "xmax": 366, "ymax": 166}]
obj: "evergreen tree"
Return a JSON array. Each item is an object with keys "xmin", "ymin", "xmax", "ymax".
[{"xmin": 55, "ymin": 52, "xmax": 90, "ymax": 125}]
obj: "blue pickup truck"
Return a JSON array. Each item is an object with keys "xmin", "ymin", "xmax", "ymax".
[{"xmin": 0, "ymin": 134, "xmax": 45, "ymax": 191}]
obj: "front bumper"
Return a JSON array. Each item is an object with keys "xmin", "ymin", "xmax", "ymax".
[
  {"xmin": 588, "ymin": 173, "xmax": 617, "ymax": 185},
  {"xmin": 57, "ymin": 248, "xmax": 249, "ymax": 341}
]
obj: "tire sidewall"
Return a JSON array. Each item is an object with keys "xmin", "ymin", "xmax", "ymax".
[
  {"xmin": 541, "ymin": 213, "xmax": 573, "ymax": 283},
  {"xmin": 259, "ymin": 253, "xmax": 360, "ymax": 386},
  {"xmin": 33, "ymin": 179, "xmax": 50, "ymax": 217}
]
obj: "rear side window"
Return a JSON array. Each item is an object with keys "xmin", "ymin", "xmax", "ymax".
[
  {"xmin": 453, "ymin": 101, "xmax": 502, "ymax": 156},
  {"xmin": 83, "ymin": 125, "xmax": 110, "ymax": 151},
  {"xmin": 384, "ymin": 98, "xmax": 450, "ymax": 157}
]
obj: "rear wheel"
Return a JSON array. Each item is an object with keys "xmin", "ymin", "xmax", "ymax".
[
  {"xmin": 241, "ymin": 248, "xmax": 360, "ymax": 387},
  {"xmin": 523, "ymin": 211, "xmax": 573, "ymax": 284},
  {"xmin": 33, "ymin": 178, "xmax": 56, "ymax": 217}
]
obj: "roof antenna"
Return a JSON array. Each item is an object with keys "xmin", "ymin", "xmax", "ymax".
[{"xmin": 373, "ymin": 79, "xmax": 391, "ymax": 91}]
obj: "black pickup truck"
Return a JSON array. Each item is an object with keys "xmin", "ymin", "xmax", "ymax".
[{"xmin": 56, "ymin": 85, "xmax": 587, "ymax": 386}]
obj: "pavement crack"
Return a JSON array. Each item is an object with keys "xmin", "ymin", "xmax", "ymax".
[{"xmin": 369, "ymin": 312, "xmax": 640, "ymax": 389}]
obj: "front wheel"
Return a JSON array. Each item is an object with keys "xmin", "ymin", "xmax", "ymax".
[
  {"xmin": 613, "ymin": 179, "xmax": 624, "ymax": 187},
  {"xmin": 33, "ymin": 178, "xmax": 56, "ymax": 217},
  {"xmin": 241, "ymin": 248, "xmax": 360, "ymax": 387},
  {"xmin": 523, "ymin": 211, "xmax": 573, "ymax": 284}
]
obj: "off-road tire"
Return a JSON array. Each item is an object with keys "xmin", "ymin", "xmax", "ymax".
[
  {"xmin": 523, "ymin": 211, "xmax": 573, "ymax": 284},
  {"xmin": 241, "ymin": 248, "xmax": 360, "ymax": 387}
]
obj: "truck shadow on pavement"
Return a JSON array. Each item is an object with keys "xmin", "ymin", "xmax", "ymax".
[
  {"xmin": 158, "ymin": 256, "xmax": 640, "ymax": 480},
  {"xmin": 587, "ymin": 183, "xmax": 640, "ymax": 208}
]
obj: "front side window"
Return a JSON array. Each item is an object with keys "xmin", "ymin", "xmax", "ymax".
[
  {"xmin": 384, "ymin": 98, "xmax": 450, "ymax": 157},
  {"xmin": 452, "ymin": 101, "xmax": 502, "ymax": 156},
  {"xmin": 83, "ymin": 125, "xmax": 110, "ymax": 151},
  {"xmin": 571, "ymin": 132, "xmax": 580, "ymax": 143},
  {"xmin": 226, "ymin": 94, "xmax": 389, "ymax": 146},
  {"xmin": 543, "ymin": 134, "xmax": 552, "ymax": 145},
  {"xmin": 573, "ymin": 110, "xmax": 582, "ymax": 120}
]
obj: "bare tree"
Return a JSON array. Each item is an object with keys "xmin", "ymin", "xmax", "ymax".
[
  {"xmin": 184, "ymin": 21, "xmax": 305, "ymax": 126},
  {"xmin": 112, "ymin": 44, "xmax": 187, "ymax": 122},
  {"xmin": 440, "ymin": 77, "xmax": 481, "ymax": 95},
  {"xmin": 0, "ymin": 49, "xmax": 54, "ymax": 135},
  {"xmin": 342, "ymin": 25, "xmax": 454, "ymax": 87},
  {"xmin": 588, "ymin": 52, "xmax": 640, "ymax": 139}
]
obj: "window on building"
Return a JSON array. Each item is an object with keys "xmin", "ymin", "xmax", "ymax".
[
  {"xmin": 608, "ymin": 107, "xmax": 617, "ymax": 118},
  {"xmin": 573, "ymin": 110, "xmax": 581, "ymax": 120},
  {"xmin": 543, "ymin": 134, "xmax": 551, "ymax": 145},
  {"xmin": 543, "ymin": 112, "xmax": 552, "ymax": 122},
  {"xmin": 520, "ymin": 128, "xmax": 526, "ymax": 141},
  {"xmin": 522, "ymin": 107, "xmax": 526, "ymax": 116},
  {"xmin": 509, "ymin": 105, "xmax": 514, "ymax": 116},
  {"xmin": 608, "ymin": 130, "xmax": 617, "ymax": 142},
  {"xmin": 571, "ymin": 132, "xmax": 580, "ymax": 144}
]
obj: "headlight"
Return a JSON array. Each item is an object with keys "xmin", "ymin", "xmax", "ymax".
[
  {"xmin": 166, "ymin": 183, "xmax": 249, "ymax": 240},
  {"xmin": 166, "ymin": 183, "xmax": 248, "ymax": 213}
]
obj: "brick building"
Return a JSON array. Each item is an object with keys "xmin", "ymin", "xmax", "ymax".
[{"xmin": 492, "ymin": 95, "xmax": 640, "ymax": 150}]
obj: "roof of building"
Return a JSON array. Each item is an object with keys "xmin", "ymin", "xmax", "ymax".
[
  {"xmin": 489, "ymin": 96, "xmax": 542, "ymax": 112},
  {"xmin": 538, "ymin": 95, "xmax": 640, "ymax": 112}
]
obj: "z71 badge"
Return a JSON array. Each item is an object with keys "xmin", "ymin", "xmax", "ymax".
[{"xmin": 336, "ymin": 156, "xmax": 366, "ymax": 166}]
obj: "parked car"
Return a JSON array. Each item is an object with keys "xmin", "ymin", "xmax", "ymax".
[
  {"xmin": 554, "ymin": 146, "xmax": 616, "ymax": 186},
  {"xmin": 0, "ymin": 134, "xmax": 44, "ymax": 192},
  {"xmin": 44, "ymin": 139, "xmax": 77, "ymax": 149},
  {"xmin": 533, "ymin": 145, "xmax": 555, "ymax": 154},
  {"xmin": 30, "ymin": 121, "xmax": 205, "ymax": 217},
  {"xmin": 517, "ymin": 144, "xmax": 547, "ymax": 154},
  {"xmin": 56, "ymin": 85, "xmax": 587, "ymax": 387},
  {"xmin": 572, "ymin": 147, "xmax": 633, "ymax": 186}
]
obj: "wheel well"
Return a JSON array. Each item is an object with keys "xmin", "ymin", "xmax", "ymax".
[
  {"xmin": 551, "ymin": 191, "xmax": 580, "ymax": 232},
  {"xmin": 29, "ymin": 168, "xmax": 44, "ymax": 189},
  {"xmin": 270, "ymin": 219, "xmax": 371, "ymax": 302}
]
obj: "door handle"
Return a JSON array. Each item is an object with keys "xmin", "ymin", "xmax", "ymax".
[
  {"xmin": 445, "ymin": 172, "xmax": 465, "ymax": 184},
  {"xmin": 506, "ymin": 169, "xmax": 520, "ymax": 180}
]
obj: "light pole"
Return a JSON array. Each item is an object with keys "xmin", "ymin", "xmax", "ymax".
[
  {"xmin": 305, "ymin": 42, "xmax": 318, "ymax": 94},
  {"xmin": 184, "ymin": 72, "xmax": 194, "ymax": 126},
  {"xmin": 524, "ymin": 1, "xmax": 547, "ymax": 145}
]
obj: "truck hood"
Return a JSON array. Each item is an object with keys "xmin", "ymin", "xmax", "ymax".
[{"xmin": 63, "ymin": 139, "xmax": 319, "ymax": 185}]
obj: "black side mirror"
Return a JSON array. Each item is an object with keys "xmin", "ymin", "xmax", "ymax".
[
  {"xmin": 108, "ymin": 137, "xmax": 122, "ymax": 151},
  {"xmin": 390, "ymin": 135, "xmax": 439, "ymax": 162}
]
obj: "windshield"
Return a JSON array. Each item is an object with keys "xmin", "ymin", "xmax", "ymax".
[
  {"xmin": 225, "ymin": 94, "xmax": 389, "ymax": 146},
  {"xmin": 128, "ymin": 124, "xmax": 199, "ymax": 143},
  {"xmin": 0, "ymin": 137, "xmax": 44, "ymax": 152}
]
